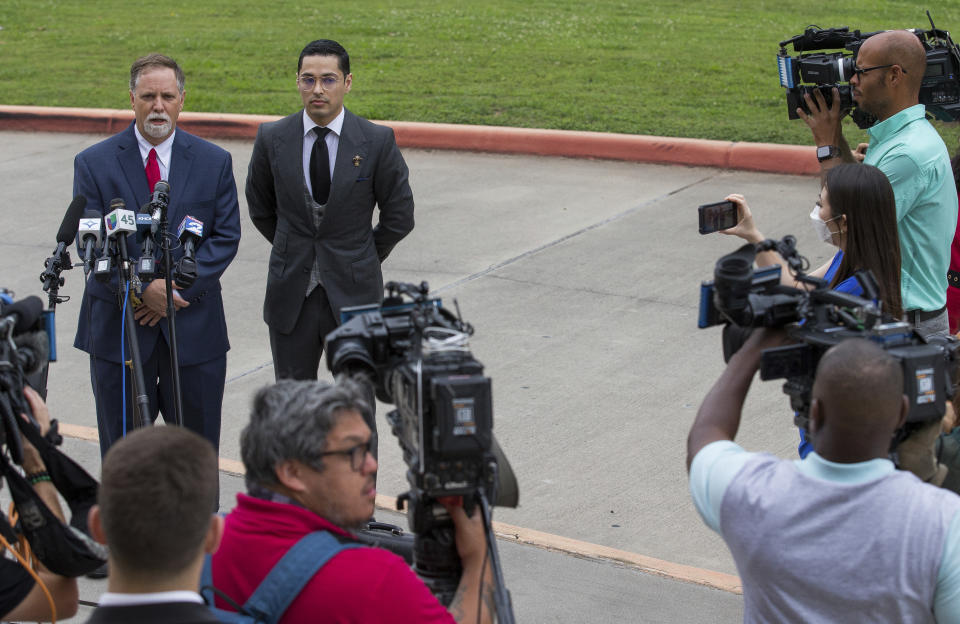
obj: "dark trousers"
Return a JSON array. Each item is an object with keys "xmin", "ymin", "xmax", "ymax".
[
  {"xmin": 89, "ymin": 333, "xmax": 226, "ymax": 458},
  {"xmin": 269, "ymin": 286, "xmax": 378, "ymax": 457},
  {"xmin": 269, "ymin": 285, "xmax": 339, "ymax": 381}
]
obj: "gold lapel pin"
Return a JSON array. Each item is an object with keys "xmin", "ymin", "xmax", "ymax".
[{"xmin": 353, "ymin": 154, "xmax": 363, "ymax": 167}]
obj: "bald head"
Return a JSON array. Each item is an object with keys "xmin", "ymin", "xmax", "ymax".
[
  {"xmin": 812, "ymin": 339, "xmax": 904, "ymax": 438},
  {"xmin": 863, "ymin": 30, "xmax": 927, "ymax": 92}
]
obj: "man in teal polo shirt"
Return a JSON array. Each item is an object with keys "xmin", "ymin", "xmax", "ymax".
[{"xmin": 799, "ymin": 30, "xmax": 958, "ymax": 338}]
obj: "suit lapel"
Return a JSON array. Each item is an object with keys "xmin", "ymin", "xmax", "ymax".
[
  {"xmin": 276, "ymin": 112, "xmax": 307, "ymax": 204},
  {"xmin": 329, "ymin": 108, "xmax": 369, "ymax": 207},
  {"xmin": 168, "ymin": 131, "xmax": 196, "ymax": 226},
  {"xmin": 116, "ymin": 124, "xmax": 150, "ymax": 207}
]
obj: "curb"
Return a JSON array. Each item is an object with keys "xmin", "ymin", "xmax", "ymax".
[
  {"xmin": 0, "ymin": 105, "xmax": 819, "ymax": 176},
  {"xmin": 57, "ymin": 422, "xmax": 742, "ymax": 595}
]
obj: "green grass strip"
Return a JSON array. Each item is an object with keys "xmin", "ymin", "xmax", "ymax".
[{"xmin": 1, "ymin": 1, "xmax": 959, "ymax": 148}]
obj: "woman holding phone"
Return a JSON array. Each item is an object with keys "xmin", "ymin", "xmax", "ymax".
[
  {"xmin": 720, "ymin": 163, "xmax": 903, "ymax": 319},
  {"xmin": 720, "ymin": 163, "xmax": 903, "ymax": 459}
]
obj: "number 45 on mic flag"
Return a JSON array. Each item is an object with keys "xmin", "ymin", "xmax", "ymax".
[{"xmin": 104, "ymin": 210, "xmax": 136, "ymax": 236}]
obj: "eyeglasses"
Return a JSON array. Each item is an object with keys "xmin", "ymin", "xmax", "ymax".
[
  {"xmin": 298, "ymin": 74, "xmax": 341, "ymax": 91},
  {"xmin": 851, "ymin": 63, "xmax": 905, "ymax": 78},
  {"xmin": 319, "ymin": 441, "xmax": 372, "ymax": 472}
]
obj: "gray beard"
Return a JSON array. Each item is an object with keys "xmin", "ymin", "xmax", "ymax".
[{"xmin": 144, "ymin": 120, "xmax": 171, "ymax": 140}]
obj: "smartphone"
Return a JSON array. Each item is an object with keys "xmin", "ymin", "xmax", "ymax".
[{"xmin": 698, "ymin": 200, "xmax": 738, "ymax": 235}]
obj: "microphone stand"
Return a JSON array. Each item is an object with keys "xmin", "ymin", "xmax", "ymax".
[
  {"xmin": 36, "ymin": 242, "xmax": 73, "ymax": 399},
  {"xmin": 111, "ymin": 234, "xmax": 150, "ymax": 429},
  {"xmin": 155, "ymin": 202, "xmax": 184, "ymax": 427}
]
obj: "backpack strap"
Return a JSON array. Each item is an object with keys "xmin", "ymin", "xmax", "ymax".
[
  {"xmin": 242, "ymin": 531, "xmax": 362, "ymax": 624},
  {"xmin": 200, "ymin": 553, "xmax": 215, "ymax": 604}
]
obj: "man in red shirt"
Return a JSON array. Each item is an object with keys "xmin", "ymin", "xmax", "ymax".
[{"xmin": 210, "ymin": 378, "xmax": 493, "ymax": 623}]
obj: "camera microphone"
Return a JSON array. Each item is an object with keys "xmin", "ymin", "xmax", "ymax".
[
  {"xmin": 1, "ymin": 296, "xmax": 44, "ymax": 335},
  {"xmin": 13, "ymin": 330, "xmax": 49, "ymax": 376}
]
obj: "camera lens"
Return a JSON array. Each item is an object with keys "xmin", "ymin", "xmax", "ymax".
[
  {"xmin": 840, "ymin": 56, "xmax": 855, "ymax": 82},
  {"xmin": 329, "ymin": 339, "xmax": 377, "ymax": 379},
  {"xmin": 714, "ymin": 251, "xmax": 755, "ymax": 324}
]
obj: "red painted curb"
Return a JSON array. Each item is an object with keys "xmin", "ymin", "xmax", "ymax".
[{"xmin": 0, "ymin": 105, "xmax": 820, "ymax": 176}]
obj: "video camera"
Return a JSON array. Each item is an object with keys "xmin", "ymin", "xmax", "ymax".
[
  {"xmin": 699, "ymin": 237, "xmax": 960, "ymax": 432},
  {"xmin": 0, "ymin": 290, "xmax": 106, "ymax": 577},
  {"xmin": 777, "ymin": 12, "xmax": 960, "ymax": 128},
  {"xmin": 325, "ymin": 281, "xmax": 518, "ymax": 611},
  {"xmin": 0, "ymin": 292, "xmax": 53, "ymax": 464}
]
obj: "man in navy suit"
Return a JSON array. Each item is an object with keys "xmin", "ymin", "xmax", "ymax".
[
  {"xmin": 73, "ymin": 53, "xmax": 241, "ymax": 457},
  {"xmin": 246, "ymin": 39, "xmax": 414, "ymax": 383}
]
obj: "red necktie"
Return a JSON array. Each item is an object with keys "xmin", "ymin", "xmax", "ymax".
[{"xmin": 146, "ymin": 148, "xmax": 161, "ymax": 193}]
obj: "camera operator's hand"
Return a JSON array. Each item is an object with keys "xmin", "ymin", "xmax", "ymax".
[
  {"xmin": 943, "ymin": 400, "xmax": 958, "ymax": 435},
  {"xmin": 741, "ymin": 326, "xmax": 792, "ymax": 355},
  {"xmin": 442, "ymin": 496, "xmax": 487, "ymax": 567},
  {"xmin": 719, "ymin": 194, "xmax": 765, "ymax": 244},
  {"xmin": 442, "ymin": 496, "xmax": 494, "ymax": 624},
  {"xmin": 797, "ymin": 87, "xmax": 846, "ymax": 147},
  {"xmin": 853, "ymin": 142, "xmax": 869, "ymax": 163},
  {"xmin": 134, "ymin": 279, "xmax": 189, "ymax": 327}
]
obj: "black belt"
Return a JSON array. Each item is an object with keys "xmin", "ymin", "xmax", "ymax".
[
  {"xmin": 950, "ymin": 269, "xmax": 960, "ymax": 289},
  {"xmin": 905, "ymin": 305, "xmax": 947, "ymax": 324}
]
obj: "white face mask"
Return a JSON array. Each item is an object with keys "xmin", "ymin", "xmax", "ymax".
[{"xmin": 809, "ymin": 204, "xmax": 841, "ymax": 245}]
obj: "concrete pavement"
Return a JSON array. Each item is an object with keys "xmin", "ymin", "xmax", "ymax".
[{"xmin": 0, "ymin": 129, "xmax": 831, "ymax": 621}]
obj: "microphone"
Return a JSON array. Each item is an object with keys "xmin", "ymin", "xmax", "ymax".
[
  {"xmin": 13, "ymin": 330, "xmax": 49, "ymax": 376},
  {"xmin": 176, "ymin": 215, "xmax": 204, "ymax": 257},
  {"xmin": 174, "ymin": 215, "xmax": 203, "ymax": 288},
  {"xmin": 76, "ymin": 210, "xmax": 103, "ymax": 276},
  {"xmin": 104, "ymin": 198, "xmax": 137, "ymax": 266},
  {"xmin": 148, "ymin": 180, "xmax": 170, "ymax": 224},
  {"xmin": 1, "ymin": 296, "xmax": 44, "ymax": 334},
  {"xmin": 40, "ymin": 196, "xmax": 87, "ymax": 293},
  {"xmin": 136, "ymin": 212, "xmax": 156, "ymax": 279},
  {"xmin": 56, "ymin": 196, "xmax": 87, "ymax": 246}
]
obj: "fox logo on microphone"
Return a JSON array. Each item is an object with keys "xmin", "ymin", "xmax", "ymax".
[{"xmin": 177, "ymin": 216, "xmax": 204, "ymax": 240}]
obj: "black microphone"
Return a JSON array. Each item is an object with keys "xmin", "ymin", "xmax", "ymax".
[
  {"xmin": 40, "ymin": 197, "xmax": 87, "ymax": 293},
  {"xmin": 1, "ymin": 296, "xmax": 44, "ymax": 334},
  {"xmin": 149, "ymin": 180, "xmax": 170, "ymax": 224},
  {"xmin": 56, "ymin": 196, "xmax": 87, "ymax": 245},
  {"xmin": 136, "ymin": 210, "xmax": 156, "ymax": 279},
  {"xmin": 76, "ymin": 209, "xmax": 103, "ymax": 276},
  {"xmin": 13, "ymin": 330, "xmax": 49, "ymax": 376}
]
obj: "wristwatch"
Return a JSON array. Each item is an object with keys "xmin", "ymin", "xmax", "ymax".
[{"xmin": 816, "ymin": 145, "xmax": 840, "ymax": 162}]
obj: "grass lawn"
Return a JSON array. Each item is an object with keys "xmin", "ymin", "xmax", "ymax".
[{"xmin": 1, "ymin": 1, "xmax": 959, "ymax": 149}]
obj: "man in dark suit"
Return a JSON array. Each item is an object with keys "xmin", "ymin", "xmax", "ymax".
[
  {"xmin": 246, "ymin": 39, "xmax": 414, "ymax": 385},
  {"xmin": 73, "ymin": 53, "xmax": 241, "ymax": 457},
  {"xmin": 86, "ymin": 426, "xmax": 223, "ymax": 623}
]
